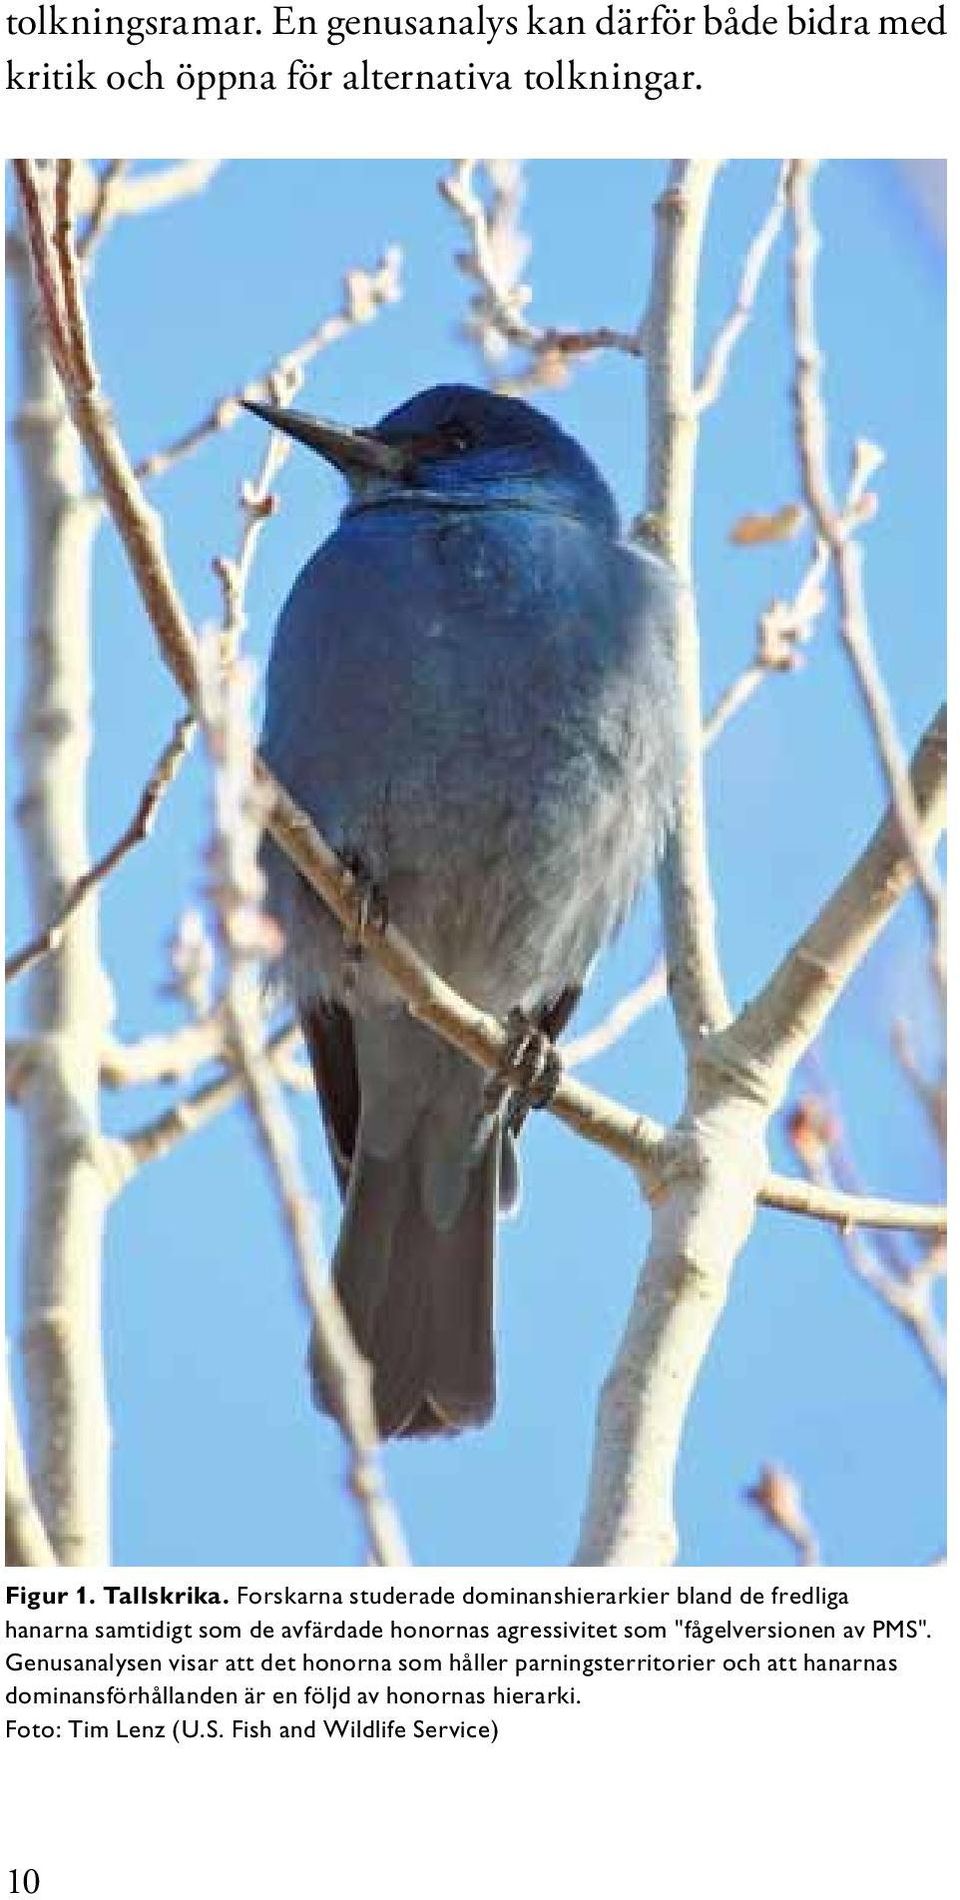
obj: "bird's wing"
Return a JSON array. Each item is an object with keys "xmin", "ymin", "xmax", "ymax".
[{"xmin": 299, "ymin": 999, "xmax": 360, "ymax": 1198}]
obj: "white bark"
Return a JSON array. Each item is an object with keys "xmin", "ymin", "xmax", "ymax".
[
  {"xmin": 575, "ymin": 164, "xmax": 754, "ymax": 1565},
  {"xmin": 10, "ymin": 237, "xmax": 112, "ymax": 1564},
  {"xmin": 646, "ymin": 161, "xmax": 730, "ymax": 1047},
  {"xmin": 574, "ymin": 164, "xmax": 946, "ymax": 1565},
  {"xmin": 576, "ymin": 1101, "xmax": 766, "ymax": 1564}
]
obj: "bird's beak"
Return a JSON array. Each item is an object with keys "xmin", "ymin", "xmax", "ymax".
[{"xmin": 242, "ymin": 400, "xmax": 409, "ymax": 479}]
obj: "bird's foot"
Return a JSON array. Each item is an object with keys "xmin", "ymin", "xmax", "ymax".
[
  {"xmin": 339, "ymin": 850, "xmax": 388, "ymax": 992},
  {"xmin": 484, "ymin": 1007, "xmax": 563, "ymax": 1136}
]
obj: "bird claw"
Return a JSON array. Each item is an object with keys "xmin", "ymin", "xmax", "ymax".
[
  {"xmin": 484, "ymin": 1007, "xmax": 563, "ymax": 1135},
  {"xmin": 339, "ymin": 851, "xmax": 388, "ymax": 991}
]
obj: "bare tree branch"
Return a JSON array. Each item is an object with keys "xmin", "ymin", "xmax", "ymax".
[
  {"xmin": 732, "ymin": 705, "xmax": 946, "ymax": 1079},
  {"xmin": 114, "ymin": 1024, "xmax": 298, "ymax": 1175},
  {"xmin": 13, "ymin": 162, "xmax": 73, "ymax": 379},
  {"xmin": 798, "ymin": 1049, "xmax": 913, "ymax": 1282},
  {"xmin": 440, "ymin": 159, "xmax": 646, "ymax": 391},
  {"xmin": 694, "ymin": 162, "xmax": 789, "ymax": 412},
  {"xmin": 116, "ymin": 160, "xmax": 223, "ymax": 213},
  {"xmin": 6, "ymin": 1366, "xmax": 58, "ymax": 1567},
  {"xmin": 759, "ymin": 1176, "xmax": 944, "ymax": 1237},
  {"xmin": 8, "ymin": 163, "xmax": 111, "ymax": 1564},
  {"xmin": 135, "ymin": 248, "xmax": 402, "ymax": 483},
  {"xmin": 99, "ymin": 1016, "xmax": 225, "ymax": 1089},
  {"xmin": 575, "ymin": 161, "xmax": 778, "ymax": 1567},
  {"xmin": 787, "ymin": 1097, "xmax": 946, "ymax": 1385},
  {"xmin": 74, "ymin": 160, "xmax": 222, "ymax": 265},
  {"xmin": 85, "ymin": 159, "xmax": 222, "ymax": 220},
  {"xmin": 786, "ymin": 160, "xmax": 945, "ymax": 985},
  {"xmin": 213, "ymin": 415, "xmax": 299, "ymax": 660},
  {"xmin": 562, "ymin": 960, "xmax": 669, "ymax": 1069},
  {"xmin": 574, "ymin": 159, "xmax": 946, "ymax": 1568},
  {"xmin": 645, "ymin": 162, "xmax": 731, "ymax": 1047},
  {"xmin": 6, "ymin": 714, "xmax": 195, "ymax": 986},
  {"xmin": 75, "ymin": 159, "xmax": 129, "ymax": 263},
  {"xmin": 53, "ymin": 161, "xmax": 97, "ymax": 392},
  {"xmin": 892, "ymin": 1017, "xmax": 946, "ymax": 1151}
]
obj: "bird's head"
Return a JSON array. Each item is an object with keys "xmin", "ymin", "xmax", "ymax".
[{"xmin": 243, "ymin": 383, "xmax": 620, "ymax": 535}]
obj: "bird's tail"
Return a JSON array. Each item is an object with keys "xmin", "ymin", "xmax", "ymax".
[{"xmin": 311, "ymin": 1123, "xmax": 499, "ymax": 1440}]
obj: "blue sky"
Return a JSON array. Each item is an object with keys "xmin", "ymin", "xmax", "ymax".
[{"xmin": 5, "ymin": 161, "xmax": 945, "ymax": 1565}]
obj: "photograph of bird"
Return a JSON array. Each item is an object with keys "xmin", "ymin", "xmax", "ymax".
[{"xmin": 248, "ymin": 383, "xmax": 683, "ymax": 1441}]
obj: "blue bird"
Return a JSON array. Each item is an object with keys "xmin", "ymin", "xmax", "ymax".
[{"xmin": 247, "ymin": 384, "xmax": 682, "ymax": 1440}]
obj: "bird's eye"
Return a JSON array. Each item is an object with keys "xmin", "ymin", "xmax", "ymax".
[{"xmin": 439, "ymin": 419, "xmax": 475, "ymax": 454}]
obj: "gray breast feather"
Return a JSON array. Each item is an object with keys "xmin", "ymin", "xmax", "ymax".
[{"xmin": 260, "ymin": 506, "xmax": 681, "ymax": 1013}]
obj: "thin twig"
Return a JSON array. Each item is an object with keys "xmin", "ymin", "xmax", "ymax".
[
  {"xmin": 99, "ymin": 1016, "xmax": 225, "ymax": 1090},
  {"xmin": 733, "ymin": 705, "xmax": 946, "ymax": 1079},
  {"xmin": 786, "ymin": 160, "xmax": 945, "ymax": 984},
  {"xmin": 758, "ymin": 1174, "xmax": 945, "ymax": 1238},
  {"xmin": 703, "ymin": 540, "xmax": 827, "ymax": 744},
  {"xmin": 705, "ymin": 439, "xmax": 881, "ymax": 744},
  {"xmin": 12, "ymin": 162, "xmax": 72, "ymax": 380},
  {"xmin": 787, "ymin": 1096, "xmax": 946, "ymax": 1385},
  {"xmin": 76, "ymin": 159, "xmax": 129, "ymax": 263},
  {"xmin": 52, "ymin": 159, "xmax": 221, "ymax": 231},
  {"xmin": 694, "ymin": 162, "xmax": 790, "ymax": 412},
  {"xmin": 53, "ymin": 162, "xmax": 96, "ymax": 390},
  {"xmin": 563, "ymin": 961, "xmax": 669, "ymax": 1068},
  {"xmin": 6, "ymin": 715, "xmax": 196, "ymax": 985},
  {"xmin": 98, "ymin": 160, "xmax": 222, "ymax": 219},
  {"xmin": 117, "ymin": 1024, "xmax": 299, "ymax": 1171},
  {"xmin": 440, "ymin": 160, "xmax": 646, "ymax": 390},
  {"xmin": 891, "ymin": 1018, "xmax": 946, "ymax": 1151},
  {"xmin": 799, "ymin": 1048, "xmax": 913, "ymax": 1281},
  {"xmin": 135, "ymin": 248, "xmax": 402, "ymax": 483},
  {"xmin": 213, "ymin": 442, "xmax": 287, "ymax": 659}
]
